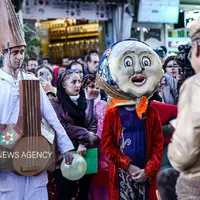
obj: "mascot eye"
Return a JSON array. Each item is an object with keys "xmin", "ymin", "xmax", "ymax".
[
  {"xmin": 142, "ymin": 56, "xmax": 151, "ymax": 67},
  {"xmin": 124, "ymin": 56, "xmax": 133, "ymax": 67}
]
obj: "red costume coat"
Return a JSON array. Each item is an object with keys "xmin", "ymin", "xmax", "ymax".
[
  {"xmin": 150, "ymin": 101, "xmax": 177, "ymax": 125},
  {"xmin": 101, "ymin": 106, "xmax": 163, "ymax": 200},
  {"xmin": 150, "ymin": 101, "xmax": 177, "ymax": 144}
]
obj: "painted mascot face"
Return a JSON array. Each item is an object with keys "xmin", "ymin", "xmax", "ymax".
[{"xmin": 105, "ymin": 40, "xmax": 163, "ymax": 99}]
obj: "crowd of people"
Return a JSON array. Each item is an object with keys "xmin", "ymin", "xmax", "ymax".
[
  {"xmin": 2, "ymin": 22, "xmax": 197, "ymax": 200},
  {"xmin": 1, "ymin": 1, "xmax": 200, "ymax": 200},
  {"xmin": 21, "ymin": 19, "xmax": 200, "ymax": 199},
  {"xmin": 11, "ymin": 50, "xmax": 110, "ymax": 200},
  {"xmin": 23, "ymin": 51, "xmax": 109, "ymax": 200},
  {"xmin": 16, "ymin": 42, "xmax": 180, "ymax": 200}
]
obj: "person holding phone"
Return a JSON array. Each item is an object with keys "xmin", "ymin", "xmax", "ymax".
[
  {"xmin": 36, "ymin": 65, "xmax": 57, "ymax": 99},
  {"xmin": 176, "ymin": 67, "xmax": 185, "ymax": 83}
]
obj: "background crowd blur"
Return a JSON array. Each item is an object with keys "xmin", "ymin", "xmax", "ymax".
[
  {"xmin": 1, "ymin": 0, "xmax": 200, "ymax": 200},
  {"xmin": 18, "ymin": 42, "xmax": 191, "ymax": 200}
]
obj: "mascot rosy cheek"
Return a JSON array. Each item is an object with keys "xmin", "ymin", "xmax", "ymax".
[{"xmin": 96, "ymin": 39, "xmax": 163, "ymax": 118}]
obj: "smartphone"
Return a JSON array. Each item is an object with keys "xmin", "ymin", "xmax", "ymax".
[
  {"xmin": 178, "ymin": 68, "xmax": 183, "ymax": 75},
  {"xmin": 39, "ymin": 71, "xmax": 48, "ymax": 81}
]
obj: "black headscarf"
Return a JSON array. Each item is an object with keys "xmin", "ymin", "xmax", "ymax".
[{"xmin": 57, "ymin": 75, "xmax": 87, "ymax": 126}]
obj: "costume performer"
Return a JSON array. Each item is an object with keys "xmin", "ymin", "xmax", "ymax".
[
  {"xmin": 0, "ymin": 0, "xmax": 74, "ymax": 199},
  {"xmin": 96, "ymin": 39, "xmax": 164, "ymax": 200}
]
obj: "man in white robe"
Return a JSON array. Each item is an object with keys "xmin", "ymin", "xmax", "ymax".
[{"xmin": 0, "ymin": 0, "xmax": 74, "ymax": 199}]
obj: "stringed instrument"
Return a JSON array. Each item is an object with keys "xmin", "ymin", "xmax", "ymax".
[{"xmin": 0, "ymin": 80, "xmax": 56, "ymax": 176}]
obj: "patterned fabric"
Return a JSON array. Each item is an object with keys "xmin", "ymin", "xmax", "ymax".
[
  {"xmin": 98, "ymin": 49, "xmax": 117, "ymax": 86},
  {"xmin": 95, "ymin": 100, "xmax": 107, "ymax": 138},
  {"xmin": 82, "ymin": 74, "xmax": 96, "ymax": 88},
  {"xmin": 118, "ymin": 168, "xmax": 147, "ymax": 200},
  {"xmin": 0, "ymin": 130, "xmax": 16, "ymax": 145},
  {"xmin": 118, "ymin": 108, "xmax": 148, "ymax": 200},
  {"xmin": 95, "ymin": 48, "xmax": 134, "ymax": 101},
  {"xmin": 119, "ymin": 108, "xmax": 146, "ymax": 167},
  {"xmin": 101, "ymin": 106, "xmax": 163, "ymax": 200}
]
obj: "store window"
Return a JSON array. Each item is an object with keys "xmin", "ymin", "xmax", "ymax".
[
  {"xmin": 33, "ymin": 19, "xmax": 101, "ymax": 64},
  {"xmin": 22, "ymin": 1, "xmax": 114, "ymax": 65}
]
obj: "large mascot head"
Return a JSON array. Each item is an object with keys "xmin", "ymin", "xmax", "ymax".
[{"xmin": 96, "ymin": 39, "xmax": 163, "ymax": 116}]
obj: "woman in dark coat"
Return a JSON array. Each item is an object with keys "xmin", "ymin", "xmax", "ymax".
[{"xmin": 50, "ymin": 69, "xmax": 97, "ymax": 200}]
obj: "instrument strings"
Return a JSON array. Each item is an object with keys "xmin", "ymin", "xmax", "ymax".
[
  {"xmin": 28, "ymin": 81, "xmax": 33, "ymax": 167},
  {"xmin": 35, "ymin": 81, "xmax": 39, "ymax": 166},
  {"xmin": 25, "ymin": 81, "xmax": 30, "ymax": 167},
  {"xmin": 22, "ymin": 80, "xmax": 41, "ymax": 170},
  {"xmin": 31, "ymin": 81, "xmax": 34, "ymax": 167}
]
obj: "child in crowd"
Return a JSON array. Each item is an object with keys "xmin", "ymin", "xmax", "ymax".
[{"xmin": 156, "ymin": 168, "xmax": 179, "ymax": 200}]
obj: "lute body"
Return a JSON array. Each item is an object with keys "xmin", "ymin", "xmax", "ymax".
[{"xmin": 0, "ymin": 80, "xmax": 56, "ymax": 176}]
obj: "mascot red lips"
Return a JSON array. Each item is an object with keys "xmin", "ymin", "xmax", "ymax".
[
  {"xmin": 130, "ymin": 75, "xmax": 147, "ymax": 86},
  {"xmin": 96, "ymin": 40, "xmax": 163, "ymax": 100}
]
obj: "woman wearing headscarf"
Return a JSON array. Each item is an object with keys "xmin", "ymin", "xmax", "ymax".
[
  {"xmin": 50, "ymin": 69, "xmax": 98, "ymax": 200},
  {"xmin": 83, "ymin": 74, "xmax": 109, "ymax": 200}
]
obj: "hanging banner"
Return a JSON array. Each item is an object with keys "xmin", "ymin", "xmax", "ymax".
[{"xmin": 22, "ymin": 0, "xmax": 113, "ymax": 20}]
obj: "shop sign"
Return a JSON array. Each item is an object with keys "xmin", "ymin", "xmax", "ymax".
[
  {"xmin": 138, "ymin": 0, "xmax": 180, "ymax": 24},
  {"xmin": 22, "ymin": 0, "xmax": 112, "ymax": 20}
]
